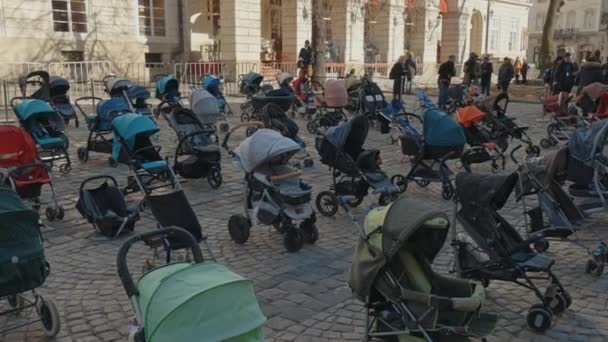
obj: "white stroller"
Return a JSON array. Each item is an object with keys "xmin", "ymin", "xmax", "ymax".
[{"xmin": 222, "ymin": 124, "xmax": 318, "ymax": 252}]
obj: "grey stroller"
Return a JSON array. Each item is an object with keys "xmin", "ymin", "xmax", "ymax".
[
  {"xmin": 222, "ymin": 124, "xmax": 318, "ymax": 252},
  {"xmin": 190, "ymin": 87, "xmax": 230, "ymax": 132}
]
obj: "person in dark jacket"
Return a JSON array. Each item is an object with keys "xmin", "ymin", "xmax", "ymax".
[
  {"xmin": 463, "ymin": 53, "xmax": 479, "ymax": 85},
  {"xmin": 553, "ymin": 52, "xmax": 576, "ymax": 94},
  {"xmin": 437, "ymin": 55, "xmax": 456, "ymax": 108},
  {"xmin": 497, "ymin": 57, "xmax": 514, "ymax": 93},
  {"xmin": 575, "ymin": 58, "xmax": 603, "ymax": 95},
  {"xmin": 521, "ymin": 59, "xmax": 529, "ymax": 84},
  {"xmin": 602, "ymin": 57, "xmax": 608, "ymax": 84},
  {"xmin": 298, "ymin": 40, "xmax": 314, "ymax": 78},
  {"xmin": 390, "ymin": 55, "xmax": 407, "ymax": 99},
  {"xmin": 404, "ymin": 53, "xmax": 417, "ymax": 94},
  {"xmin": 480, "ymin": 55, "xmax": 493, "ymax": 96}
]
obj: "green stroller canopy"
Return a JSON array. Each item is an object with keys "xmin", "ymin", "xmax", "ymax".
[{"xmin": 137, "ymin": 262, "xmax": 266, "ymax": 342}]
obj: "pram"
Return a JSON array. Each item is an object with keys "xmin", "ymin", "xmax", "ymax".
[
  {"xmin": 0, "ymin": 125, "xmax": 65, "ymax": 221},
  {"xmin": 162, "ymin": 91, "xmax": 223, "ymax": 189},
  {"xmin": 379, "ymin": 99, "xmax": 424, "ymax": 147},
  {"xmin": 575, "ymin": 82, "xmax": 608, "ymax": 117},
  {"xmin": 239, "ymin": 72, "xmax": 295, "ymax": 123},
  {"xmin": 19, "ymin": 70, "xmax": 77, "ymax": 127},
  {"xmin": 11, "ymin": 98, "xmax": 71, "ymax": 173},
  {"xmin": 291, "ymin": 75, "xmax": 317, "ymax": 118},
  {"xmin": 75, "ymin": 96, "xmax": 132, "ymax": 165},
  {"xmin": 191, "ymin": 87, "xmax": 230, "ymax": 132},
  {"xmin": 222, "ymin": 124, "xmax": 318, "ymax": 252},
  {"xmin": 127, "ymin": 84, "xmax": 154, "ymax": 117},
  {"xmin": 117, "ymin": 227, "xmax": 266, "ymax": 342},
  {"xmin": 446, "ymin": 83, "xmax": 483, "ymax": 114},
  {"xmin": 347, "ymin": 197, "xmax": 497, "ymax": 342},
  {"xmin": 0, "ymin": 185, "xmax": 60, "ymax": 338},
  {"xmin": 315, "ymin": 115, "xmax": 402, "ymax": 217},
  {"xmin": 154, "ymin": 74, "xmax": 185, "ymax": 120},
  {"xmin": 203, "ymin": 74, "xmax": 234, "ymax": 116},
  {"xmin": 307, "ymin": 79, "xmax": 348, "ymax": 134},
  {"xmin": 398, "ymin": 92, "xmax": 466, "ymax": 200},
  {"xmin": 540, "ymin": 91, "xmax": 585, "ymax": 148},
  {"xmin": 452, "ymin": 172, "xmax": 571, "ymax": 333},
  {"xmin": 356, "ymin": 75, "xmax": 387, "ymax": 125},
  {"xmin": 76, "ymin": 175, "xmax": 140, "ymax": 238}
]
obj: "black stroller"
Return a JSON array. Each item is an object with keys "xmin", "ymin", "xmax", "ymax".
[
  {"xmin": 452, "ymin": 172, "xmax": 571, "ymax": 333},
  {"xmin": 356, "ymin": 75, "xmax": 387, "ymax": 125},
  {"xmin": 48, "ymin": 76, "xmax": 78, "ymax": 127},
  {"xmin": 19, "ymin": 70, "xmax": 77, "ymax": 127},
  {"xmin": 76, "ymin": 176, "xmax": 140, "ymax": 238},
  {"xmin": 239, "ymin": 72, "xmax": 295, "ymax": 122},
  {"xmin": 315, "ymin": 115, "xmax": 402, "ymax": 216}
]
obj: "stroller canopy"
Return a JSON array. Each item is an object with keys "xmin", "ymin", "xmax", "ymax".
[
  {"xmin": 126, "ymin": 85, "xmax": 151, "ymax": 101},
  {"xmin": 276, "ymin": 72, "xmax": 294, "ymax": 87},
  {"xmin": 242, "ymin": 72, "xmax": 264, "ymax": 87},
  {"xmin": 418, "ymin": 92, "xmax": 466, "ymax": 146},
  {"xmin": 112, "ymin": 113, "xmax": 159, "ymax": 150},
  {"xmin": 136, "ymin": 262, "xmax": 266, "ymax": 341},
  {"xmin": 260, "ymin": 103, "xmax": 299, "ymax": 139},
  {"xmin": 349, "ymin": 197, "xmax": 450, "ymax": 301},
  {"xmin": 202, "ymin": 75, "xmax": 221, "ymax": 97},
  {"xmin": 13, "ymin": 99, "xmax": 57, "ymax": 121},
  {"xmin": 455, "ymin": 105, "xmax": 486, "ymax": 128},
  {"xmin": 0, "ymin": 126, "xmax": 37, "ymax": 167},
  {"xmin": 156, "ymin": 75, "xmax": 180, "ymax": 99},
  {"xmin": 456, "ymin": 172, "xmax": 518, "ymax": 216},
  {"xmin": 568, "ymin": 119, "xmax": 608, "ymax": 161},
  {"xmin": 190, "ymin": 89, "xmax": 220, "ymax": 124},
  {"xmin": 234, "ymin": 129, "xmax": 301, "ymax": 173},
  {"xmin": 19, "ymin": 70, "xmax": 50, "ymax": 97},
  {"xmin": 581, "ymin": 82, "xmax": 608, "ymax": 102},
  {"xmin": 96, "ymin": 98, "xmax": 132, "ymax": 130},
  {"xmin": 48, "ymin": 76, "xmax": 70, "ymax": 95},
  {"xmin": 106, "ymin": 77, "xmax": 132, "ymax": 93},
  {"xmin": 325, "ymin": 115, "xmax": 369, "ymax": 151}
]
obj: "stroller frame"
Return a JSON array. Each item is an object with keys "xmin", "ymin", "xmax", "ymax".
[
  {"xmin": 1, "ymin": 288, "xmax": 60, "ymax": 337},
  {"xmin": 74, "ymin": 96, "xmax": 122, "ymax": 166}
]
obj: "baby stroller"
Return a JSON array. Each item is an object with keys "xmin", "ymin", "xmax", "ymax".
[
  {"xmin": 76, "ymin": 175, "xmax": 140, "ymax": 238},
  {"xmin": 0, "ymin": 125, "xmax": 65, "ymax": 221},
  {"xmin": 162, "ymin": 91, "xmax": 223, "ymax": 189},
  {"xmin": 307, "ymin": 79, "xmax": 348, "ymax": 134},
  {"xmin": 259, "ymin": 103, "xmax": 314, "ymax": 168},
  {"xmin": 127, "ymin": 84, "xmax": 154, "ymax": 117},
  {"xmin": 75, "ymin": 96, "xmax": 132, "ymax": 165},
  {"xmin": 117, "ymin": 227, "xmax": 266, "ymax": 342},
  {"xmin": 0, "ymin": 185, "xmax": 60, "ymax": 338},
  {"xmin": 11, "ymin": 98, "xmax": 71, "ymax": 173},
  {"xmin": 446, "ymin": 84, "xmax": 482, "ymax": 114},
  {"xmin": 541, "ymin": 92, "xmax": 585, "ymax": 148},
  {"xmin": 239, "ymin": 72, "xmax": 295, "ymax": 123},
  {"xmin": 398, "ymin": 92, "xmax": 466, "ymax": 200},
  {"xmin": 315, "ymin": 115, "xmax": 402, "ymax": 217},
  {"xmin": 222, "ymin": 125, "xmax": 318, "ymax": 252},
  {"xmin": 347, "ymin": 197, "xmax": 497, "ymax": 342},
  {"xmin": 357, "ymin": 75, "xmax": 387, "ymax": 125},
  {"xmin": 203, "ymin": 74, "xmax": 233, "ymax": 116},
  {"xmin": 452, "ymin": 172, "xmax": 571, "ymax": 333},
  {"xmin": 575, "ymin": 82, "xmax": 608, "ymax": 117},
  {"xmin": 379, "ymin": 99, "xmax": 423, "ymax": 146},
  {"xmin": 155, "ymin": 74, "xmax": 181, "ymax": 104},
  {"xmin": 291, "ymin": 75, "xmax": 317, "ymax": 118},
  {"xmin": 48, "ymin": 76, "xmax": 78, "ymax": 126},
  {"xmin": 191, "ymin": 87, "xmax": 230, "ymax": 132}
]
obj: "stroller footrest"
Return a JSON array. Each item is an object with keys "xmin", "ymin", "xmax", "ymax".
[{"xmin": 512, "ymin": 253, "xmax": 554, "ymax": 272}]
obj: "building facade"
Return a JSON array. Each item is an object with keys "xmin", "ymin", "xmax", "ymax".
[{"xmin": 527, "ymin": 0, "xmax": 608, "ymax": 66}]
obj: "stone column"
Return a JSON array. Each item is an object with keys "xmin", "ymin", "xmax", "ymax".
[
  {"xmin": 367, "ymin": 0, "xmax": 404, "ymax": 63},
  {"xmin": 220, "ymin": 0, "xmax": 261, "ymax": 63},
  {"xmin": 441, "ymin": 10, "xmax": 470, "ymax": 75},
  {"xmin": 406, "ymin": 3, "xmax": 442, "ymax": 80},
  {"xmin": 281, "ymin": 0, "xmax": 312, "ymax": 62},
  {"xmin": 346, "ymin": 0, "xmax": 365, "ymax": 63}
]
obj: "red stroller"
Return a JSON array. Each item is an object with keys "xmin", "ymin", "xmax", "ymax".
[
  {"xmin": 540, "ymin": 92, "xmax": 585, "ymax": 148},
  {"xmin": 0, "ymin": 126, "xmax": 64, "ymax": 221}
]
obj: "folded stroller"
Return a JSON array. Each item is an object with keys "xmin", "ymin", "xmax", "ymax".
[
  {"xmin": 117, "ymin": 227, "xmax": 266, "ymax": 342},
  {"xmin": 308, "ymin": 79, "xmax": 348, "ymax": 134},
  {"xmin": 48, "ymin": 76, "xmax": 78, "ymax": 126},
  {"xmin": 75, "ymin": 96, "xmax": 132, "ymax": 165},
  {"xmin": 76, "ymin": 176, "xmax": 140, "ymax": 238},
  {"xmin": 0, "ymin": 186, "xmax": 60, "ymax": 338},
  {"xmin": 259, "ymin": 103, "xmax": 314, "ymax": 168},
  {"xmin": 541, "ymin": 92, "xmax": 585, "ymax": 148},
  {"xmin": 347, "ymin": 197, "xmax": 497, "ymax": 341},
  {"xmin": 0, "ymin": 126, "xmax": 65, "ymax": 221},
  {"xmin": 315, "ymin": 115, "xmax": 402, "ymax": 216},
  {"xmin": 203, "ymin": 74, "xmax": 233, "ymax": 116},
  {"xmin": 398, "ymin": 92, "xmax": 466, "ymax": 200},
  {"xmin": 11, "ymin": 98, "xmax": 71, "ymax": 173},
  {"xmin": 191, "ymin": 87, "xmax": 230, "ymax": 132},
  {"xmin": 162, "ymin": 91, "xmax": 223, "ymax": 189},
  {"xmin": 223, "ymin": 125, "xmax": 318, "ymax": 252},
  {"xmin": 452, "ymin": 172, "xmax": 571, "ymax": 333}
]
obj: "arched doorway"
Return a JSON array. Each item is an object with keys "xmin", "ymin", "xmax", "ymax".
[{"xmin": 469, "ymin": 11, "xmax": 483, "ymax": 56}]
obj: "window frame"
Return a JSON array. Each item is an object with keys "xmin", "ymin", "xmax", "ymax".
[
  {"xmin": 51, "ymin": 0, "xmax": 88, "ymax": 33},
  {"xmin": 138, "ymin": 0, "xmax": 167, "ymax": 37},
  {"xmin": 489, "ymin": 16, "xmax": 500, "ymax": 52}
]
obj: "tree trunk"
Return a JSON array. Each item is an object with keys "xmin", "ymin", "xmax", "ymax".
[
  {"xmin": 539, "ymin": 0, "xmax": 562, "ymax": 70},
  {"xmin": 311, "ymin": 0, "xmax": 326, "ymax": 84}
]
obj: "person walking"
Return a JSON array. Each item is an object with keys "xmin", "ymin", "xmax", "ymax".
[
  {"xmin": 575, "ymin": 55, "xmax": 602, "ymax": 95},
  {"xmin": 463, "ymin": 53, "xmax": 479, "ymax": 85},
  {"xmin": 480, "ymin": 55, "xmax": 493, "ymax": 96},
  {"xmin": 521, "ymin": 59, "xmax": 529, "ymax": 84},
  {"xmin": 498, "ymin": 57, "xmax": 514, "ymax": 93},
  {"xmin": 553, "ymin": 52, "xmax": 576, "ymax": 94},
  {"xmin": 404, "ymin": 53, "xmax": 417, "ymax": 95},
  {"xmin": 513, "ymin": 57, "xmax": 522, "ymax": 84},
  {"xmin": 298, "ymin": 40, "xmax": 314, "ymax": 78},
  {"xmin": 389, "ymin": 55, "xmax": 407, "ymax": 100},
  {"xmin": 437, "ymin": 55, "xmax": 456, "ymax": 109}
]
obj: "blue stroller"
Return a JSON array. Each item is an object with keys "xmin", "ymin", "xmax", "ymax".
[
  {"xmin": 126, "ymin": 84, "xmax": 153, "ymax": 117},
  {"xmin": 11, "ymin": 98, "xmax": 71, "ymax": 173},
  {"xmin": 75, "ymin": 96, "xmax": 133, "ymax": 165},
  {"xmin": 379, "ymin": 99, "xmax": 423, "ymax": 144},
  {"xmin": 154, "ymin": 75, "xmax": 186, "ymax": 121},
  {"xmin": 48, "ymin": 76, "xmax": 78, "ymax": 127},
  {"xmin": 203, "ymin": 74, "xmax": 233, "ymax": 116},
  {"xmin": 19, "ymin": 70, "xmax": 78, "ymax": 127}
]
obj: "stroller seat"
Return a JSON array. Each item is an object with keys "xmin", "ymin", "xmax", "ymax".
[
  {"xmin": 511, "ymin": 252, "xmax": 554, "ymax": 272},
  {"xmin": 141, "ymin": 160, "xmax": 169, "ymax": 173}
]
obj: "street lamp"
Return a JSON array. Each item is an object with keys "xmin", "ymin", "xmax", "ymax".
[{"xmin": 484, "ymin": 1, "xmax": 494, "ymax": 56}]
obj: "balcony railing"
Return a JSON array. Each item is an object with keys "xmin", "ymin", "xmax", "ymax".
[{"xmin": 554, "ymin": 28, "xmax": 578, "ymax": 38}]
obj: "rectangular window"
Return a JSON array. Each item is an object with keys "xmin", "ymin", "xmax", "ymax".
[
  {"xmin": 584, "ymin": 10, "xmax": 594, "ymax": 29},
  {"xmin": 61, "ymin": 50, "xmax": 84, "ymax": 62},
  {"xmin": 508, "ymin": 18, "xmax": 518, "ymax": 52},
  {"xmin": 52, "ymin": 0, "xmax": 87, "ymax": 32},
  {"xmin": 489, "ymin": 17, "xmax": 500, "ymax": 51},
  {"xmin": 145, "ymin": 53, "xmax": 163, "ymax": 66},
  {"xmin": 139, "ymin": 0, "xmax": 165, "ymax": 36}
]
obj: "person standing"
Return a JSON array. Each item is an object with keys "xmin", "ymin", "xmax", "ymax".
[
  {"xmin": 575, "ymin": 56, "xmax": 602, "ymax": 95},
  {"xmin": 298, "ymin": 40, "xmax": 314, "ymax": 78},
  {"xmin": 602, "ymin": 57, "xmax": 608, "ymax": 84},
  {"xmin": 521, "ymin": 59, "xmax": 529, "ymax": 84},
  {"xmin": 480, "ymin": 55, "xmax": 493, "ymax": 96},
  {"xmin": 463, "ymin": 53, "xmax": 479, "ymax": 85},
  {"xmin": 553, "ymin": 52, "xmax": 576, "ymax": 94},
  {"xmin": 389, "ymin": 56, "xmax": 407, "ymax": 99},
  {"xmin": 498, "ymin": 57, "xmax": 514, "ymax": 93},
  {"xmin": 404, "ymin": 53, "xmax": 417, "ymax": 95},
  {"xmin": 437, "ymin": 55, "xmax": 456, "ymax": 108}
]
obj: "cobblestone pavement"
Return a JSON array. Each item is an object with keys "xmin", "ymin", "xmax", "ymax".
[{"xmin": 2, "ymin": 94, "xmax": 608, "ymax": 342}]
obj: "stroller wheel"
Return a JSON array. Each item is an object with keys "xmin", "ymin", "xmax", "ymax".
[
  {"xmin": 533, "ymin": 239, "xmax": 550, "ymax": 253},
  {"xmin": 315, "ymin": 191, "xmax": 338, "ymax": 217},
  {"xmin": 544, "ymin": 293, "xmax": 568, "ymax": 315},
  {"xmin": 7, "ymin": 294, "xmax": 24, "ymax": 310},
  {"xmin": 415, "ymin": 179, "xmax": 431, "ymax": 187},
  {"xmin": 442, "ymin": 184, "xmax": 455, "ymax": 200},
  {"xmin": 526, "ymin": 145, "xmax": 541, "ymax": 157},
  {"xmin": 540, "ymin": 139, "xmax": 553, "ymax": 149},
  {"xmin": 45, "ymin": 207, "xmax": 57, "ymax": 221},
  {"xmin": 228, "ymin": 214, "xmax": 251, "ymax": 245},
  {"xmin": 240, "ymin": 113, "xmax": 250, "ymax": 122},
  {"xmin": 246, "ymin": 127, "xmax": 257, "ymax": 137},
  {"xmin": 207, "ymin": 168, "xmax": 223, "ymax": 189},
  {"xmin": 347, "ymin": 196, "xmax": 364, "ymax": 208},
  {"xmin": 527, "ymin": 304, "xmax": 553, "ymax": 333},
  {"xmin": 219, "ymin": 123, "xmax": 230, "ymax": 132},
  {"xmin": 300, "ymin": 220, "xmax": 319, "ymax": 244},
  {"xmin": 37, "ymin": 295, "xmax": 61, "ymax": 337},
  {"xmin": 59, "ymin": 163, "xmax": 71, "ymax": 174},
  {"xmin": 307, "ymin": 117, "xmax": 320, "ymax": 134},
  {"xmin": 585, "ymin": 259, "xmax": 604, "ymax": 276},
  {"xmin": 304, "ymin": 158, "xmax": 314, "ymax": 168},
  {"xmin": 378, "ymin": 192, "xmax": 398, "ymax": 206},
  {"xmin": 77, "ymin": 147, "xmax": 88, "ymax": 162},
  {"xmin": 55, "ymin": 206, "xmax": 65, "ymax": 220},
  {"xmin": 283, "ymin": 227, "xmax": 304, "ymax": 252},
  {"xmin": 391, "ymin": 174, "xmax": 408, "ymax": 193}
]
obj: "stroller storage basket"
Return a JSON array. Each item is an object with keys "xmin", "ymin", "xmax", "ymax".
[{"xmin": 399, "ymin": 135, "xmax": 422, "ymax": 156}]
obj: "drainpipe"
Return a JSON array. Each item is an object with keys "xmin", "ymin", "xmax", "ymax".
[
  {"xmin": 485, "ymin": 1, "xmax": 491, "ymax": 55},
  {"xmin": 178, "ymin": 0, "xmax": 186, "ymax": 65}
]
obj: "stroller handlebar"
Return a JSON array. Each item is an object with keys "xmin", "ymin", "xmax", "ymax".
[
  {"xmin": 221, "ymin": 121, "xmax": 265, "ymax": 152},
  {"xmin": 269, "ymin": 170, "xmax": 302, "ymax": 183},
  {"xmin": 511, "ymin": 145, "xmax": 523, "ymax": 165},
  {"xmin": 79, "ymin": 175, "xmax": 118, "ymax": 194},
  {"xmin": 116, "ymin": 227, "xmax": 204, "ymax": 298}
]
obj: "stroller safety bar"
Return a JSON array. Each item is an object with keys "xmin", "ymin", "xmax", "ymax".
[
  {"xmin": 9, "ymin": 96, "xmax": 35, "ymax": 109},
  {"xmin": 79, "ymin": 175, "xmax": 119, "ymax": 193},
  {"xmin": 116, "ymin": 226, "xmax": 204, "ymax": 297},
  {"xmin": 269, "ymin": 170, "xmax": 302, "ymax": 182}
]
